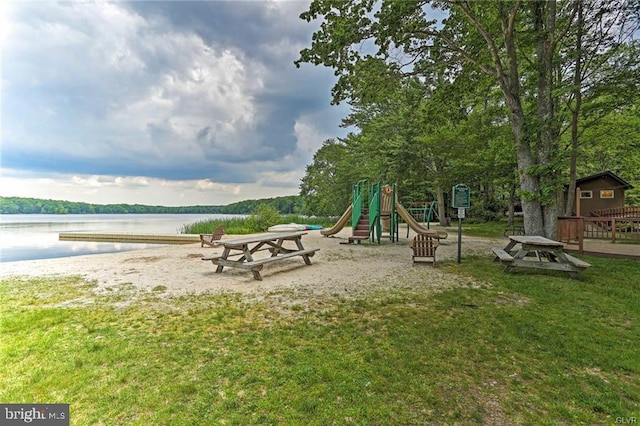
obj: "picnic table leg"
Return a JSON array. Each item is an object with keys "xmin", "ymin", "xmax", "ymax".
[
  {"xmin": 251, "ymin": 265, "xmax": 264, "ymax": 281},
  {"xmin": 294, "ymin": 237, "xmax": 313, "ymax": 265},
  {"xmin": 242, "ymin": 246, "xmax": 255, "ymax": 263},
  {"xmin": 270, "ymin": 238, "xmax": 286, "ymax": 257},
  {"xmin": 216, "ymin": 247, "xmax": 231, "ymax": 273},
  {"xmin": 237, "ymin": 242, "xmax": 265, "ymax": 262},
  {"xmin": 503, "ymin": 239, "xmax": 518, "ymax": 254},
  {"xmin": 504, "ymin": 248, "xmax": 528, "ymax": 273},
  {"xmin": 554, "ymin": 252, "xmax": 584, "ymax": 279},
  {"xmin": 553, "ymin": 251, "xmax": 571, "ymax": 264}
]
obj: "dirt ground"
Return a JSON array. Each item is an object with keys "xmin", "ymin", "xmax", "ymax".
[{"xmin": 0, "ymin": 225, "xmax": 503, "ymax": 300}]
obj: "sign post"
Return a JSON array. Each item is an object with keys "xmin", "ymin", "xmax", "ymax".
[{"xmin": 452, "ymin": 184, "xmax": 470, "ymax": 264}]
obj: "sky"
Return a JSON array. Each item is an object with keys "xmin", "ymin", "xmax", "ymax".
[{"xmin": 0, "ymin": 1, "xmax": 349, "ymax": 207}]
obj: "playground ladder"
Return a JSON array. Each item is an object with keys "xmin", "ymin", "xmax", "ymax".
[{"xmin": 349, "ymin": 180, "xmax": 397, "ymax": 244}]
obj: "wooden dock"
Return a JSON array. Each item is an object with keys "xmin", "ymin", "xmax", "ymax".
[{"xmin": 59, "ymin": 233, "xmax": 200, "ymax": 245}]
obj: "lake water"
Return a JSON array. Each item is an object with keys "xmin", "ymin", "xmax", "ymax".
[{"xmin": 0, "ymin": 214, "xmax": 244, "ymax": 262}]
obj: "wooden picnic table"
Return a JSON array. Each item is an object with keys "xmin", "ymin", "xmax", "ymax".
[
  {"xmin": 492, "ymin": 235, "xmax": 590, "ymax": 279},
  {"xmin": 202, "ymin": 231, "xmax": 319, "ymax": 280}
]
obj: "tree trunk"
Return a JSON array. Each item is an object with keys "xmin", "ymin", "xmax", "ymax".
[
  {"xmin": 507, "ymin": 182, "xmax": 517, "ymax": 226},
  {"xmin": 498, "ymin": 6, "xmax": 546, "ymax": 237},
  {"xmin": 461, "ymin": 1, "xmax": 562, "ymax": 237},
  {"xmin": 565, "ymin": 1, "xmax": 584, "ymax": 217},
  {"xmin": 536, "ymin": 0, "xmax": 560, "ymax": 239},
  {"xmin": 436, "ymin": 187, "xmax": 449, "ymax": 227},
  {"xmin": 504, "ymin": 91, "xmax": 545, "ymax": 236}
]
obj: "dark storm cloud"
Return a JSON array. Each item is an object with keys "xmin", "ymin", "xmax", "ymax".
[{"xmin": 1, "ymin": 1, "xmax": 346, "ymax": 186}]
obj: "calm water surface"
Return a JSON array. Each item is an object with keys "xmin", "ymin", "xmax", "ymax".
[{"xmin": 0, "ymin": 214, "xmax": 242, "ymax": 262}]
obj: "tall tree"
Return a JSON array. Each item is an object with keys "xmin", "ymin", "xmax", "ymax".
[
  {"xmin": 579, "ymin": 107, "xmax": 640, "ymax": 204},
  {"xmin": 300, "ymin": 138, "xmax": 363, "ymax": 216},
  {"xmin": 559, "ymin": 0, "xmax": 640, "ymax": 215},
  {"xmin": 297, "ymin": 0, "xmax": 638, "ymax": 237}
]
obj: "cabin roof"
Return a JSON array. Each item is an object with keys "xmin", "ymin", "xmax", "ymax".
[{"xmin": 575, "ymin": 171, "xmax": 634, "ymax": 190}]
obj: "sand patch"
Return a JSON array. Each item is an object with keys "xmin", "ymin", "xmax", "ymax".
[{"xmin": 1, "ymin": 226, "xmax": 503, "ymax": 300}]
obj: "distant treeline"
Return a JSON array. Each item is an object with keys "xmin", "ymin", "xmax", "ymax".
[{"xmin": 0, "ymin": 195, "xmax": 303, "ymax": 215}]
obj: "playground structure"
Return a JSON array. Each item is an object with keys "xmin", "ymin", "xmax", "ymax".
[
  {"xmin": 321, "ymin": 180, "xmax": 448, "ymax": 243},
  {"xmin": 404, "ymin": 201, "xmax": 440, "ymax": 226}
]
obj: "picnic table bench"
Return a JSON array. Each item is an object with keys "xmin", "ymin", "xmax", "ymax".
[
  {"xmin": 202, "ymin": 231, "xmax": 319, "ymax": 280},
  {"xmin": 502, "ymin": 224, "xmax": 525, "ymax": 237},
  {"xmin": 493, "ymin": 235, "xmax": 591, "ymax": 279}
]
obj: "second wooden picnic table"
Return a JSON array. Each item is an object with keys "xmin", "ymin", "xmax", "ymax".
[
  {"xmin": 202, "ymin": 231, "xmax": 319, "ymax": 280},
  {"xmin": 492, "ymin": 235, "xmax": 590, "ymax": 279}
]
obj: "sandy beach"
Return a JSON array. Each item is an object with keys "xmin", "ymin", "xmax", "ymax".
[{"xmin": 0, "ymin": 226, "xmax": 501, "ymax": 299}]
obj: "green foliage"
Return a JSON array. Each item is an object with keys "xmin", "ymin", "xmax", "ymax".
[
  {"xmin": 181, "ymin": 215, "xmax": 336, "ymax": 236},
  {"xmin": 577, "ymin": 107, "xmax": 640, "ymax": 189},
  {"xmin": 299, "ymin": 139, "xmax": 361, "ymax": 216},
  {"xmin": 296, "ymin": 0, "xmax": 640, "ymax": 237},
  {"xmin": 244, "ymin": 204, "xmax": 283, "ymax": 232},
  {"xmin": 0, "ymin": 195, "xmax": 303, "ymax": 215},
  {"xmin": 467, "ymin": 197, "xmax": 506, "ymax": 222},
  {"xmin": 180, "ymin": 218, "xmax": 245, "ymax": 235},
  {"xmin": 626, "ymin": 189, "xmax": 640, "ymax": 206},
  {"xmin": 221, "ymin": 195, "xmax": 303, "ymax": 215}
]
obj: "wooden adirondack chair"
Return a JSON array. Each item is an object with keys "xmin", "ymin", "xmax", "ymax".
[
  {"xmin": 411, "ymin": 234, "xmax": 439, "ymax": 266},
  {"xmin": 200, "ymin": 225, "xmax": 225, "ymax": 247}
]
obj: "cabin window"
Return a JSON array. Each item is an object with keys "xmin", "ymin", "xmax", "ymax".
[
  {"xmin": 579, "ymin": 190, "xmax": 592, "ymax": 199},
  {"xmin": 600, "ymin": 190, "xmax": 614, "ymax": 199}
]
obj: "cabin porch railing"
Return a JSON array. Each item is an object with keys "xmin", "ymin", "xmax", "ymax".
[
  {"xmin": 583, "ymin": 216, "xmax": 640, "ymax": 242},
  {"xmin": 558, "ymin": 215, "xmax": 640, "ymax": 246},
  {"xmin": 589, "ymin": 206, "xmax": 640, "ymax": 218}
]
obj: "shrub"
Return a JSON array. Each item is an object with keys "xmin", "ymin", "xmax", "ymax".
[
  {"xmin": 245, "ymin": 204, "xmax": 282, "ymax": 232},
  {"xmin": 468, "ymin": 198, "xmax": 506, "ymax": 222}
]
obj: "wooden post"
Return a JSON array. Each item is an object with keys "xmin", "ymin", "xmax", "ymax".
[
  {"xmin": 575, "ymin": 187, "xmax": 581, "ymax": 217},
  {"xmin": 577, "ymin": 216, "xmax": 584, "ymax": 253},
  {"xmin": 612, "ymin": 218, "xmax": 616, "ymax": 243}
]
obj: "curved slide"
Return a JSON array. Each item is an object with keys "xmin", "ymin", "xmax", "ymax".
[
  {"xmin": 321, "ymin": 205, "xmax": 353, "ymax": 236},
  {"xmin": 396, "ymin": 203, "xmax": 448, "ymax": 239}
]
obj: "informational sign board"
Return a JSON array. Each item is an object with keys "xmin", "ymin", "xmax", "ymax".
[
  {"xmin": 452, "ymin": 184, "xmax": 470, "ymax": 264},
  {"xmin": 452, "ymin": 184, "xmax": 470, "ymax": 208}
]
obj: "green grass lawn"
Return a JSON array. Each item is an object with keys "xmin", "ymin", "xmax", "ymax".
[
  {"xmin": 1, "ymin": 254, "xmax": 638, "ymax": 425},
  {"xmin": 457, "ymin": 218, "xmax": 524, "ymax": 239}
]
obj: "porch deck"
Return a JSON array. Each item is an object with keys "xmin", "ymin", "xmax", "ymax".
[{"xmin": 564, "ymin": 239, "xmax": 640, "ymax": 259}]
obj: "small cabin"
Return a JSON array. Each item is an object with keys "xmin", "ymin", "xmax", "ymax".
[{"xmin": 569, "ymin": 171, "xmax": 634, "ymax": 216}]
